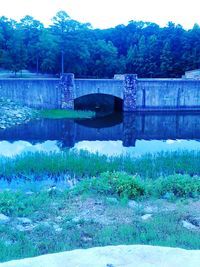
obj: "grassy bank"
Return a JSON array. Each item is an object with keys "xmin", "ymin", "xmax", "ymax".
[
  {"xmin": 39, "ymin": 109, "xmax": 95, "ymax": 119},
  {"xmin": 1, "ymin": 150, "xmax": 200, "ymax": 262},
  {"xmin": 1, "ymin": 150, "xmax": 200, "ymax": 179},
  {"xmin": 1, "ymin": 175, "xmax": 200, "ymax": 262}
]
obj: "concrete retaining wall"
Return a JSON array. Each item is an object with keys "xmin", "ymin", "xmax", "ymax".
[
  {"xmin": 0, "ymin": 76, "xmax": 200, "ymax": 111},
  {"xmin": 137, "ymin": 79, "xmax": 200, "ymax": 110},
  {"xmin": 0, "ymin": 78, "xmax": 60, "ymax": 109}
]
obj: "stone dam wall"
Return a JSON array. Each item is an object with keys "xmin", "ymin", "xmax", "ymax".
[{"xmin": 0, "ymin": 75, "xmax": 200, "ymax": 111}]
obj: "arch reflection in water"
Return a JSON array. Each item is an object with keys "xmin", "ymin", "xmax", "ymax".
[{"xmin": 0, "ymin": 111, "xmax": 200, "ymax": 156}]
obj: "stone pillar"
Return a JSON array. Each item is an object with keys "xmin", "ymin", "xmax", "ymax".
[
  {"xmin": 123, "ymin": 74, "xmax": 137, "ymax": 112},
  {"xmin": 60, "ymin": 73, "xmax": 75, "ymax": 109}
]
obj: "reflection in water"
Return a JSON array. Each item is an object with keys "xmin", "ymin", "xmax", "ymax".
[
  {"xmin": 74, "ymin": 140, "xmax": 200, "ymax": 156},
  {"xmin": 0, "ymin": 111, "xmax": 200, "ymax": 157},
  {"xmin": 0, "ymin": 141, "xmax": 60, "ymax": 157}
]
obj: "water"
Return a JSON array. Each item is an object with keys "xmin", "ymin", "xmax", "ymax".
[{"xmin": 1, "ymin": 111, "xmax": 200, "ymax": 157}]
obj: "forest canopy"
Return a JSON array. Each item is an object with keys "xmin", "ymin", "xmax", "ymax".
[{"xmin": 0, "ymin": 11, "xmax": 200, "ymax": 78}]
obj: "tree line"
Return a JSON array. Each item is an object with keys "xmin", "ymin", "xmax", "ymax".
[{"xmin": 0, "ymin": 11, "xmax": 200, "ymax": 78}]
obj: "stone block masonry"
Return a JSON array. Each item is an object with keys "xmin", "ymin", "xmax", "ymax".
[
  {"xmin": 60, "ymin": 73, "xmax": 75, "ymax": 109},
  {"xmin": 123, "ymin": 74, "xmax": 137, "ymax": 111}
]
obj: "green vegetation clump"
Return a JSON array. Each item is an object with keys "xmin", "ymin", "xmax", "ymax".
[
  {"xmin": 73, "ymin": 172, "xmax": 200, "ymax": 200},
  {"xmin": 74, "ymin": 172, "xmax": 145, "ymax": 199},
  {"xmin": 39, "ymin": 109, "xmax": 95, "ymax": 119},
  {"xmin": 150, "ymin": 174, "xmax": 200, "ymax": 198},
  {"xmin": 0, "ymin": 191, "xmax": 52, "ymax": 217}
]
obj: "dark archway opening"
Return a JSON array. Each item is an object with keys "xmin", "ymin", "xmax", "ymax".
[{"xmin": 74, "ymin": 94, "xmax": 123, "ymax": 115}]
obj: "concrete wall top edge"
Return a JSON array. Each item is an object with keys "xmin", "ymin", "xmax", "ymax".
[
  {"xmin": 138, "ymin": 78, "xmax": 200, "ymax": 82},
  {"xmin": 0, "ymin": 78, "xmax": 59, "ymax": 81},
  {"xmin": 75, "ymin": 79, "xmax": 122, "ymax": 82}
]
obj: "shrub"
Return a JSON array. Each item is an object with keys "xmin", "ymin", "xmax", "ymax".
[
  {"xmin": 0, "ymin": 191, "xmax": 50, "ymax": 216},
  {"xmin": 74, "ymin": 172, "xmax": 145, "ymax": 199},
  {"xmin": 152, "ymin": 174, "xmax": 200, "ymax": 198}
]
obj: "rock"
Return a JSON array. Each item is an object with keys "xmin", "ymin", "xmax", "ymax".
[
  {"xmin": 0, "ymin": 97, "xmax": 36, "ymax": 130},
  {"xmin": 182, "ymin": 220, "xmax": 199, "ymax": 230},
  {"xmin": 55, "ymin": 216, "xmax": 62, "ymax": 223},
  {"xmin": 53, "ymin": 224, "xmax": 62, "ymax": 233},
  {"xmin": 0, "ymin": 213, "xmax": 10, "ymax": 224},
  {"xmin": 143, "ymin": 206, "xmax": 158, "ymax": 213},
  {"xmin": 128, "ymin": 200, "xmax": 139, "ymax": 208},
  {"xmin": 1, "ymin": 245, "xmax": 200, "ymax": 267},
  {"xmin": 81, "ymin": 236, "xmax": 93, "ymax": 242},
  {"xmin": 141, "ymin": 214, "xmax": 152, "ymax": 221},
  {"xmin": 17, "ymin": 217, "xmax": 32, "ymax": 225},
  {"xmin": 189, "ymin": 217, "xmax": 200, "ymax": 227},
  {"xmin": 72, "ymin": 217, "xmax": 81, "ymax": 223},
  {"xmin": 16, "ymin": 224, "xmax": 35, "ymax": 232},
  {"xmin": 40, "ymin": 221, "xmax": 51, "ymax": 228},
  {"xmin": 47, "ymin": 186, "xmax": 57, "ymax": 194},
  {"xmin": 15, "ymin": 114, "xmax": 22, "ymax": 118},
  {"xmin": 0, "ymin": 125, "xmax": 6, "ymax": 129}
]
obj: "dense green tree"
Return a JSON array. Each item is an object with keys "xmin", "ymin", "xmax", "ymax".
[
  {"xmin": 39, "ymin": 30, "xmax": 58, "ymax": 73},
  {"xmin": 51, "ymin": 11, "xmax": 70, "ymax": 74},
  {"xmin": 160, "ymin": 40, "xmax": 173, "ymax": 77},
  {"xmin": 19, "ymin": 16, "xmax": 44, "ymax": 73},
  {"xmin": 126, "ymin": 45, "xmax": 138, "ymax": 73},
  {"xmin": 51, "ymin": 11, "xmax": 91, "ymax": 75},
  {"xmin": 0, "ymin": 11, "xmax": 200, "ymax": 78},
  {"xmin": 89, "ymin": 40, "xmax": 118, "ymax": 78}
]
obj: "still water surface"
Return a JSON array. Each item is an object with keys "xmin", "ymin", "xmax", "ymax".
[{"xmin": 1, "ymin": 112, "xmax": 200, "ymax": 157}]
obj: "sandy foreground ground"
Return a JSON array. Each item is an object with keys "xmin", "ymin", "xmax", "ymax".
[{"xmin": 1, "ymin": 245, "xmax": 200, "ymax": 267}]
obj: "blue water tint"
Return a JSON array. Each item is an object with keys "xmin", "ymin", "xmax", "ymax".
[
  {"xmin": 73, "ymin": 139, "xmax": 200, "ymax": 156},
  {"xmin": 0, "ymin": 140, "xmax": 59, "ymax": 157},
  {"xmin": 0, "ymin": 111, "xmax": 200, "ymax": 157}
]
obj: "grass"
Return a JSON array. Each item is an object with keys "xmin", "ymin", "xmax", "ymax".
[
  {"xmin": 1, "ymin": 212, "xmax": 200, "ymax": 262},
  {"xmin": 1, "ymin": 150, "xmax": 200, "ymax": 262},
  {"xmin": 72, "ymin": 172, "xmax": 200, "ymax": 200},
  {"xmin": 1, "ymin": 150, "xmax": 200, "ymax": 179},
  {"xmin": 0, "ymin": 185, "xmax": 200, "ymax": 262},
  {"xmin": 39, "ymin": 109, "xmax": 95, "ymax": 119},
  {"xmin": 0, "ymin": 69, "xmax": 56, "ymax": 78}
]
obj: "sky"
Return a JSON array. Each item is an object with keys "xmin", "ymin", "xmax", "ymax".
[{"xmin": 0, "ymin": 0, "xmax": 199, "ymax": 29}]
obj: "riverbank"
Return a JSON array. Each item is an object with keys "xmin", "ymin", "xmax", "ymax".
[
  {"xmin": 1, "ymin": 179, "xmax": 200, "ymax": 262},
  {"xmin": 0, "ymin": 151, "xmax": 200, "ymax": 262},
  {"xmin": 0, "ymin": 98, "xmax": 37, "ymax": 130},
  {"xmin": 0, "ymin": 98, "xmax": 95, "ymax": 130}
]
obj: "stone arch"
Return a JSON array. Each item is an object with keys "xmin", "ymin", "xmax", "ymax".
[
  {"xmin": 74, "ymin": 93, "xmax": 123, "ymax": 112},
  {"xmin": 59, "ymin": 74, "xmax": 138, "ymax": 111}
]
